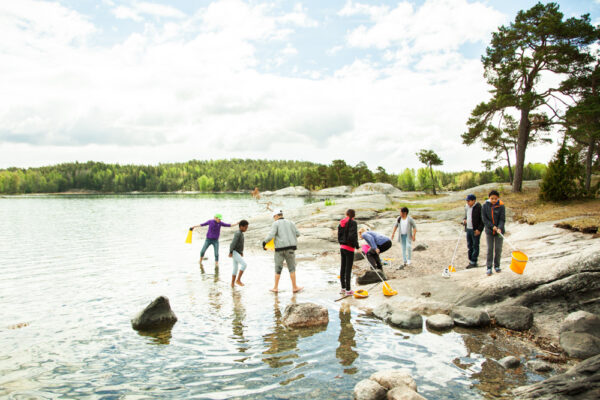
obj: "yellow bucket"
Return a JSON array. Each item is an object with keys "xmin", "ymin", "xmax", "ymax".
[
  {"xmin": 354, "ymin": 289, "xmax": 368, "ymax": 299},
  {"xmin": 185, "ymin": 229, "xmax": 193, "ymax": 244},
  {"xmin": 510, "ymin": 251, "xmax": 528, "ymax": 274}
]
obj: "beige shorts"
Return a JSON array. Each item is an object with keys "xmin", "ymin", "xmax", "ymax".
[{"xmin": 274, "ymin": 249, "xmax": 296, "ymax": 274}]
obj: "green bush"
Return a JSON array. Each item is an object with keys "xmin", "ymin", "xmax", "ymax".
[{"xmin": 539, "ymin": 143, "xmax": 585, "ymax": 201}]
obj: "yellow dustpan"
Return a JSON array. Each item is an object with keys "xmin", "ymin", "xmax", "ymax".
[
  {"xmin": 265, "ymin": 238, "xmax": 275, "ymax": 251},
  {"xmin": 354, "ymin": 289, "xmax": 369, "ymax": 298},
  {"xmin": 382, "ymin": 282, "xmax": 398, "ymax": 296},
  {"xmin": 185, "ymin": 228, "xmax": 193, "ymax": 244}
]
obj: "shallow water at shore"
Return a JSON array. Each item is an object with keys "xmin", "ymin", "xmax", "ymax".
[{"xmin": 1, "ymin": 195, "xmax": 545, "ymax": 399}]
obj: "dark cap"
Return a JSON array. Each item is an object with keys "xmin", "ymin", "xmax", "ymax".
[{"xmin": 466, "ymin": 194, "xmax": 476, "ymax": 201}]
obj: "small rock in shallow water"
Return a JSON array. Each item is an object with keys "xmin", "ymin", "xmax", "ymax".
[
  {"xmin": 451, "ymin": 306, "xmax": 490, "ymax": 328},
  {"xmin": 526, "ymin": 360, "xmax": 553, "ymax": 373},
  {"xmin": 426, "ymin": 314, "xmax": 454, "ymax": 331},
  {"xmin": 369, "ymin": 369, "xmax": 417, "ymax": 391},
  {"xmin": 282, "ymin": 302, "xmax": 329, "ymax": 328},
  {"xmin": 353, "ymin": 378, "xmax": 386, "ymax": 400},
  {"xmin": 387, "ymin": 387, "xmax": 427, "ymax": 400},
  {"xmin": 131, "ymin": 296, "xmax": 177, "ymax": 331},
  {"xmin": 491, "ymin": 306, "xmax": 533, "ymax": 331},
  {"xmin": 389, "ymin": 311, "xmax": 423, "ymax": 330},
  {"xmin": 498, "ymin": 356, "xmax": 521, "ymax": 369},
  {"xmin": 559, "ymin": 331, "xmax": 600, "ymax": 359}
]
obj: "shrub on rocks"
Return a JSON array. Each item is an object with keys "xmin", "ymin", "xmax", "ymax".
[
  {"xmin": 451, "ymin": 306, "xmax": 490, "ymax": 328},
  {"xmin": 491, "ymin": 306, "xmax": 533, "ymax": 331},
  {"xmin": 353, "ymin": 379, "xmax": 387, "ymax": 400},
  {"xmin": 426, "ymin": 314, "xmax": 454, "ymax": 331},
  {"xmin": 389, "ymin": 311, "xmax": 423, "ymax": 330},
  {"xmin": 282, "ymin": 303, "xmax": 329, "ymax": 328},
  {"xmin": 131, "ymin": 296, "xmax": 177, "ymax": 331}
]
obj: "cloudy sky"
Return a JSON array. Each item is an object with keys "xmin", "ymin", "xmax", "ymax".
[{"xmin": 1, "ymin": 0, "xmax": 598, "ymax": 172}]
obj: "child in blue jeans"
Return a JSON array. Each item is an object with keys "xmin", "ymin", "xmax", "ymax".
[
  {"xmin": 391, "ymin": 207, "xmax": 417, "ymax": 266},
  {"xmin": 229, "ymin": 220, "xmax": 249, "ymax": 287}
]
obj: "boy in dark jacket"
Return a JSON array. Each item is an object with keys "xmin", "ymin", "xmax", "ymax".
[
  {"xmin": 481, "ymin": 190, "xmax": 505, "ymax": 276},
  {"xmin": 463, "ymin": 194, "xmax": 484, "ymax": 268},
  {"xmin": 229, "ymin": 220, "xmax": 249, "ymax": 287},
  {"xmin": 338, "ymin": 209, "xmax": 358, "ymax": 295}
]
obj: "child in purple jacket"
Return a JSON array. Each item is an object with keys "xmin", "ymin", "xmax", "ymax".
[{"xmin": 191, "ymin": 213, "xmax": 232, "ymax": 266}]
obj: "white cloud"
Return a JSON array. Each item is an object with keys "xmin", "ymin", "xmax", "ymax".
[
  {"xmin": 343, "ymin": 0, "xmax": 505, "ymax": 53},
  {"xmin": 112, "ymin": 2, "xmax": 185, "ymax": 22}
]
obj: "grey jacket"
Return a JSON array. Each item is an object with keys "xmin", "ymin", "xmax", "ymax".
[
  {"xmin": 394, "ymin": 216, "xmax": 416, "ymax": 240},
  {"xmin": 229, "ymin": 230, "xmax": 244, "ymax": 255},
  {"xmin": 264, "ymin": 218, "xmax": 300, "ymax": 251}
]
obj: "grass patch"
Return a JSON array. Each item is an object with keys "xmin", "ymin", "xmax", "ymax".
[{"xmin": 400, "ymin": 193, "xmax": 449, "ymax": 201}]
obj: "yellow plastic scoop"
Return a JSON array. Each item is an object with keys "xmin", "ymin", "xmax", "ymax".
[
  {"xmin": 382, "ymin": 282, "xmax": 398, "ymax": 296},
  {"xmin": 448, "ymin": 265, "xmax": 456, "ymax": 272},
  {"xmin": 185, "ymin": 228, "xmax": 193, "ymax": 244},
  {"xmin": 354, "ymin": 289, "xmax": 368, "ymax": 298}
]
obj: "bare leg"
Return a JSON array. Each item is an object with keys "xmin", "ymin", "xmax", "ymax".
[
  {"xmin": 236, "ymin": 270, "xmax": 245, "ymax": 286},
  {"xmin": 271, "ymin": 273, "xmax": 281, "ymax": 292},
  {"xmin": 231, "ymin": 275, "xmax": 236, "ymax": 287},
  {"xmin": 290, "ymin": 272, "xmax": 303, "ymax": 293}
]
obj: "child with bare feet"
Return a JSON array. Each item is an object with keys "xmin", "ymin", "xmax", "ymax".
[{"xmin": 229, "ymin": 220, "xmax": 249, "ymax": 287}]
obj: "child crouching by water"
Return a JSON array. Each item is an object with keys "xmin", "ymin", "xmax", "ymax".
[{"xmin": 229, "ymin": 220, "xmax": 249, "ymax": 287}]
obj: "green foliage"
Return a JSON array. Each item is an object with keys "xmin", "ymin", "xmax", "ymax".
[
  {"xmin": 397, "ymin": 168, "xmax": 416, "ymax": 191},
  {"xmin": 416, "ymin": 149, "xmax": 443, "ymax": 194},
  {"xmin": 540, "ymin": 143, "xmax": 586, "ymax": 201},
  {"xmin": 324, "ymin": 199, "xmax": 335, "ymax": 206}
]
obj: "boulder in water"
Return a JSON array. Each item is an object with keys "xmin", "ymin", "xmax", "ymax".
[
  {"xmin": 451, "ymin": 306, "xmax": 490, "ymax": 328},
  {"xmin": 426, "ymin": 314, "xmax": 454, "ymax": 331},
  {"xmin": 353, "ymin": 378, "xmax": 387, "ymax": 400},
  {"xmin": 131, "ymin": 296, "xmax": 177, "ymax": 331},
  {"xmin": 282, "ymin": 302, "xmax": 329, "ymax": 328},
  {"xmin": 369, "ymin": 369, "xmax": 417, "ymax": 391},
  {"xmin": 498, "ymin": 356, "xmax": 521, "ymax": 369},
  {"xmin": 389, "ymin": 311, "xmax": 423, "ymax": 330},
  {"xmin": 491, "ymin": 306, "xmax": 533, "ymax": 331}
]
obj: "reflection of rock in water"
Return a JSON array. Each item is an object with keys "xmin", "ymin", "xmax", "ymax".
[
  {"xmin": 336, "ymin": 310, "xmax": 358, "ymax": 370},
  {"xmin": 137, "ymin": 327, "xmax": 173, "ymax": 345},
  {"xmin": 231, "ymin": 290, "xmax": 248, "ymax": 354},
  {"xmin": 262, "ymin": 296, "xmax": 326, "ymax": 369}
]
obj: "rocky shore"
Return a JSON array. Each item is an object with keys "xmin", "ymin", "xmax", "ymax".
[{"xmin": 200, "ymin": 182, "xmax": 600, "ymax": 398}]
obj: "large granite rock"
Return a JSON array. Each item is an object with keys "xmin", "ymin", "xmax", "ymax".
[
  {"xmin": 314, "ymin": 186, "xmax": 352, "ymax": 196},
  {"xmin": 357, "ymin": 270, "xmax": 387, "ymax": 285},
  {"xmin": 389, "ymin": 311, "xmax": 423, "ymax": 330},
  {"xmin": 559, "ymin": 331, "xmax": 600, "ymax": 359},
  {"xmin": 131, "ymin": 296, "xmax": 177, "ymax": 331},
  {"xmin": 353, "ymin": 182, "xmax": 402, "ymax": 196},
  {"xmin": 426, "ymin": 314, "xmax": 454, "ymax": 331},
  {"xmin": 269, "ymin": 186, "xmax": 311, "ymax": 196},
  {"xmin": 491, "ymin": 306, "xmax": 534, "ymax": 331},
  {"xmin": 353, "ymin": 379, "xmax": 387, "ymax": 400},
  {"xmin": 451, "ymin": 307, "xmax": 490, "ymax": 328},
  {"xmin": 498, "ymin": 356, "xmax": 521, "ymax": 369},
  {"xmin": 560, "ymin": 311, "xmax": 600, "ymax": 335},
  {"xmin": 282, "ymin": 303, "xmax": 329, "ymax": 328},
  {"xmin": 513, "ymin": 354, "xmax": 600, "ymax": 399},
  {"xmin": 369, "ymin": 370, "xmax": 417, "ymax": 391}
]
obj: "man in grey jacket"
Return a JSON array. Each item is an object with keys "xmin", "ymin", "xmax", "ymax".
[{"xmin": 263, "ymin": 209, "xmax": 303, "ymax": 293}]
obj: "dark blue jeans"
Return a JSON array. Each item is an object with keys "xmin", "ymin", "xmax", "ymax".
[{"xmin": 466, "ymin": 229, "xmax": 481, "ymax": 266}]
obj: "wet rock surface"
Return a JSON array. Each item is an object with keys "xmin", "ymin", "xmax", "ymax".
[
  {"xmin": 389, "ymin": 311, "xmax": 423, "ymax": 330},
  {"xmin": 498, "ymin": 356, "xmax": 521, "ymax": 369},
  {"xmin": 281, "ymin": 302, "xmax": 329, "ymax": 328},
  {"xmin": 526, "ymin": 360, "xmax": 553, "ymax": 373},
  {"xmin": 513, "ymin": 354, "xmax": 600, "ymax": 399},
  {"xmin": 131, "ymin": 296, "xmax": 177, "ymax": 331},
  {"xmin": 353, "ymin": 379, "xmax": 387, "ymax": 400},
  {"xmin": 451, "ymin": 306, "xmax": 491, "ymax": 328},
  {"xmin": 354, "ymin": 369, "xmax": 425, "ymax": 400},
  {"xmin": 491, "ymin": 306, "xmax": 534, "ymax": 331},
  {"xmin": 425, "ymin": 314, "xmax": 454, "ymax": 331}
]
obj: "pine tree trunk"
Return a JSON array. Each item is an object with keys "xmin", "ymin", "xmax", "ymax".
[
  {"xmin": 429, "ymin": 165, "xmax": 436, "ymax": 195},
  {"xmin": 504, "ymin": 148, "xmax": 513, "ymax": 184},
  {"xmin": 586, "ymin": 140, "xmax": 595, "ymax": 193},
  {"xmin": 513, "ymin": 109, "xmax": 531, "ymax": 192}
]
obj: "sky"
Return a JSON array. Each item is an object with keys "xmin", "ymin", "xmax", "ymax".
[{"xmin": 0, "ymin": 0, "xmax": 598, "ymax": 173}]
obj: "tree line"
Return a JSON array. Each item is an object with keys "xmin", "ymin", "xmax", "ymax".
[{"xmin": 0, "ymin": 158, "xmax": 547, "ymax": 195}]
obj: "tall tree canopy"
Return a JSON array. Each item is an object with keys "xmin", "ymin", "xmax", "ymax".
[
  {"xmin": 416, "ymin": 149, "xmax": 443, "ymax": 195},
  {"xmin": 464, "ymin": 2, "xmax": 597, "ymax": 192}
]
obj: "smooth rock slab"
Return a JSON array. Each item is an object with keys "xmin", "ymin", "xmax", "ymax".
[
  {"xmin": 353, "ymin": 379, "xmax": 387, "ymax": 400},
  {"xmin": 387, "ymin": 388, "xmax": 427, "ymax": 400},
  {"xmin": 426, "ymin": 314, "xmax": 454, "ymax": 331},
  {"xmin": 389, "ymin": 311, "xmax": 423, "ymax": 330},
  {"xmin": 513, "ymin": 354, "xmax": 600, "ymax": 399},
  {"xmin": 370, "ymin": 370, "xmax": 417, "ymax": 391},
  {"xmin": 560, "ymin": 310, "xmax": 600, "ymax": 335},
  {"xmin": 492, "ymin": 306, "xmax": 534, "ymax": 331},
  {"xmin": 451, "ymin": 306, "xmax": 490, "ymax": 328},
  {"xmin": 498, "ymin": 356, "xmax": 521, "ymax": 369},
  {"xmin": 282, "ymin": 303, "xmax": 329, "ymax": 328},
  {"xmin": 559, "ymin": 331, "xmax": 600, "ymax": 359},
  {"xmin": 357, "ymin": 270, "xmax": 387, "ymax": 285},
  {"xmin": 131, "ymin": 296, "xmax": 177, "ymax": 331},
  {"xmin": 526, "ymin": 360, "xmax": 553, "ymax": 373}
]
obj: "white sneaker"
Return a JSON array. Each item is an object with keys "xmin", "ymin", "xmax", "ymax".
[
  {"xmin": 407, "ymin": 260, "xmax": 411, "ymax": 265},
  {"xmin": 442, "ymin": 268, "xmax": 451, "ymax": 278}
]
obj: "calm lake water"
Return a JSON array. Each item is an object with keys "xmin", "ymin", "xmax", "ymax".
[{"xmin": 1, "ymin": 195, "xmax": 541, "ymax": 399}]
